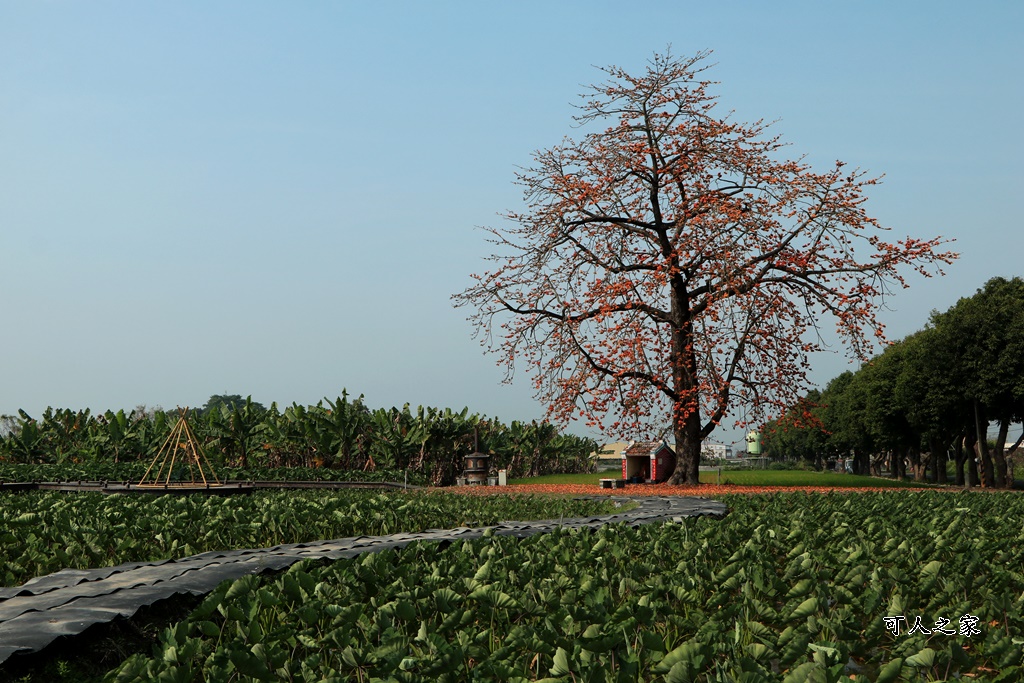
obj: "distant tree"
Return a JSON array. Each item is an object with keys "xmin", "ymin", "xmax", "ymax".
[
  {"xmin": 894, "ymin": 328, "xmax": 966, "ymax": 484},
  {"xmin": 200, "ymin": 394, "xmax": 266, "ymax": 415},
  {"xmin": 931, "ymin": 277, "xmax": 1024, "ymax": 488},
  {"xmin": 761, "ymin": 389, "xmax": 829, "ymax": 467},
  {"xmin": 455, "ymin": 49, "xmax": 956, "ymax": 484},
  {"xmin": 821, "ymin": 371, "xmax": 875, "ymax": 476}
]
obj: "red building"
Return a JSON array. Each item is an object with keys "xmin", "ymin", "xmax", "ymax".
[{"xmin": 621, "ymin": 441, "xmax": 676, "ymax": 483}]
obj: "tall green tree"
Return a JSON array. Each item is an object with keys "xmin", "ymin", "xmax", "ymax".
[{"xmin": 932, "ymin": 277, "xmax": 1024, "ymax": 487}]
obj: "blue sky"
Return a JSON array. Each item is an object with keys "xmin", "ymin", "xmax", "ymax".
[{"xmin": 2, "ymin": 2, "xmax": 1021, "ymax": 450}]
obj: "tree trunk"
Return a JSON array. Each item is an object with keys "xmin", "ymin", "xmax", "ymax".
[
  {"xmin": 672, "ymin": 412, "xmax": 701, "ymax": 485},
  {"xmin": 952, "ymin": 434, "xmax": 966, "ymax": 486},
  {"xmin": 927, "ymin": 438, "xmax": 942, "ymax": 484},
  {"xmin": 965, "ymin": 431, "xmax": 979, "ymax": 487},
  {"xmin": 979, "ymin": 433, "xmax": 994, "ymax": 488},
  {"xmin": 929, "ymin": 440, "xmax": 937, "ymax": 483},
  {"xmin": 889, "ymin": 450, "xmax": 905, "ymax": 479},
  {"xmin": 992, "ymin": 417, "xmax": 1010, "ymax": 488},
  {"xmin": 911, "ymin": 447, "xmax": 926, "ymax": 482},
  {"xmin": 973, "ymin": 400, "xmax": 994, "ymax": 487},
  {"xmin": 853, "ymin": 450, "xmax": 869, "ymax": 476},
  {"xmin": 668, "ymin": 287, "xmax": 701, "ymax": 486}
]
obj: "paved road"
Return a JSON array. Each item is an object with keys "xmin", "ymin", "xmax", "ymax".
[{"xmin": 0, "ymin": 496, "xmax": 727, "ymax": 664}]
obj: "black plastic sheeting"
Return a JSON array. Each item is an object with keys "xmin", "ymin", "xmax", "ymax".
[
  {"xmin": 0, "ymin": 496, "xmax": 726, "ymax": 663},
  {"xmin": 1, "ymin": 480, "xmax": 422, "ymax": 495}
]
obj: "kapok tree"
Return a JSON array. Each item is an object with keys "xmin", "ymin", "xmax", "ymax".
[{"xmin": 453, "ymin": 50, "xmax": 957, "ymax": 484}]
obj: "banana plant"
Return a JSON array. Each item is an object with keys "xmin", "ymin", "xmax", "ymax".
[
  {"xmin": 93, "ymin": 409, "xmax": 136, "ymax": 463},
  {"xmin": 2, "ymin": 412, "xmax": 48, "ymax": 464},
  {"xmin": 207, "ymin": 397, "xmax": 266, "ymax": 468},
  {"xmin": 34, "ymin": 407, "xmax": 94, "ymax": 463},
  {"xmin": 417, "ymin": 406, "xmax": 477, "ymax": 485},
  {"xmin": 316, "ymin": 391, "xmax": 370, "ymax": 468},
  {"xmin": 366, "ymin": 404, "xmax": 427, "ymax": 472}
]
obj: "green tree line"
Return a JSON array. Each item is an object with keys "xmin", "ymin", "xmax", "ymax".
[
  {"xmin": 762, "ymin": 277, "xmax": 1024, "ymax": 488},
  {"xmin": 0, "ymin": 391, "xmax": 597, "ymax": 485}
]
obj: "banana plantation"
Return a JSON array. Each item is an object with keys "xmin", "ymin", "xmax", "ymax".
[{"xmin": 0, "ymin": 392, "xmax": 596, "ymax": 485}]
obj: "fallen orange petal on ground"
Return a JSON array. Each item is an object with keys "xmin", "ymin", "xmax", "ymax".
[{"xmin": 436, "ymin": 484, "xmax": 934, "ymax": 496}]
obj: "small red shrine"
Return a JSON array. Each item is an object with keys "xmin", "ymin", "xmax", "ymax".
[{"xmin": 621, "ymin": 440, "xmax": 676, "ymax": 484}]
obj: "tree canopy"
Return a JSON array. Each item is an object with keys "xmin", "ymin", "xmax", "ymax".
[
  {"xmin": 200, "ymin": 394, "xmax": 267, "ymax": 415},
  {"xmin": 455, "ymin": 50, "xmax": 956, "ymax": 484},
  {"xmin": 763, "ymin": 276, "xmax": 1024, "ymax": 488}
]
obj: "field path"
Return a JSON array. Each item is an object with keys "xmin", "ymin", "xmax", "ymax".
[{"xmin": 0, "ymin": 495, "xmax": 726, "ymax": 664}]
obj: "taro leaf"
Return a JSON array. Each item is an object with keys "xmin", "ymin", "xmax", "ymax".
[
  {"xmin": 788, "ymin": 597, "xmax": 818, "ymax": 621},
  {"xmin": 550, "ymin": 646, "xmax": 571, "ymax": 676},
  {"xmin": 781, "ymin": 661, "xmax": 819, "ymax": 683},
  {"xmin": 874, "ymin": 657, "xmax": 903, "ymax": 683},
  {"xmin": 341, "ymin": 646, "xmax": 364, "ymax": 668},
  {"xmin": 664, "ymin": 661, "xmax": 691, "ymax": 683},
  {"xmin": 641, "ymin": 630, "xmax": 666, "ymax": 652},
  {"xmin": 778, "ymin": 632, "xmax": 813, "ymax": 667},
  {"xmin": 745, "ymin": 642, "xmax": 771, "ymax": 661},
  {"xmin": 786, "ymin": 578, "xmax": 814, "ymax": 600},
  {"xmin": 394, "ymin": 599, "xmax": 416, "ymax": 621},
  {"xmin": 474, "ymin": 559, "xmax": 493, "ymax": 582},
  {"xmin": 808, "ymin": 642, "xmax": 840, "ymax": 667},
  {"xmin": 654, "ymin": 641, "xmax": 705, "ymax": 675},
  {"xmin": 199, "ymin": 621, "xmax": 221, "ymax": 638},
  {"xmin": 993, "ymin": 666, "xmax": 1022, "ymax": 683},
  {"xmin": 715, "ymin": 561, "xmax": 742, "ymax": 583},
  {"xmin": 228, "ymin": 649, "xmax": 274, "ymax": 681},
  {"xmin": 904, "ymin": 648, "xmax": 936, "ymax": 668},
  {"xmin": 112, "ymin": 653, "xmax": 150, "ymax": 682},
  {"xmin": 433, "ymin": 587, "xmax": 461, "ymax": 612},
  {"xmin": 919, "ymin": 560, "xmax": 943, "ymax": 589},
  {"xmin": 720, "ymin": 572, "xmax": 742, "ymax": 592},
  {"xmin": 256, "ymin": 588, "xmax": 280, "ymax": 607},
  {"xmin": 886, "ymin": 593, "xmax": 904, "ymax": 617},
  {"xmin": 733, "ymin": 672, "xmax": 773, "ymax": 683},
  {"xmin": 1002, "ymin": 639, "xmax": 1024, "ymax": 670},
  {"xmin": 745, "ymin": 621, "xmax": 773, "ymax": 643},
  {"xmin": 225, "ymin": 575, "xmax": 258, "ymax": 601}
]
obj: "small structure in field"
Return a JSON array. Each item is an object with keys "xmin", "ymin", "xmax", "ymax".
[
  {"xmin": 137, "ymin": 408, "xmax": 224, "ymax": 489},
  {"xmin": 621, "ymin": 440, "xmax": 676, "ymax": 483},
  {"xmin": 463, "ymin": 451, "xmax": 490, "ymax": 485},
  {"xmin": 461, "ymin": 428, "xmax": 492, "ymax": 485}
]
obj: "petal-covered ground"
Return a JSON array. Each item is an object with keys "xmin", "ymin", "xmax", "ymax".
[{"xmin": 441, "ymin": 483, "xmax": 936, "ymax": 496}]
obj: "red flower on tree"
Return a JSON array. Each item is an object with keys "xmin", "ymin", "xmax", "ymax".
[{"xmin": 454, "ymin": 50, "xmax": 957, "ymax": 485}]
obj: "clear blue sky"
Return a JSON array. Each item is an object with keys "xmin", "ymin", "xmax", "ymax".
[{"xmin": 2, "ymin": 2, "xmax": 1021, "ymax": 450}]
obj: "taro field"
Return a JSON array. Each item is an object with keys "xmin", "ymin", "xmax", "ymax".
[
  {"xmin": 3, "ymin": 490, "xmax": 1024, "ymax": 682},
  {"xmin": 0, "ymin": 490, "xmax": 620, "ymax": 588}
]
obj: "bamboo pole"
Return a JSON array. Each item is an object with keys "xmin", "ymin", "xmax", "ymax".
[
  {"xmin": 138, "ymin": 407, "xmax": 223, "ymax": 488},
  {"xmin": 139, "ymin": 414, "xmax": 181, "ymax": 485},
  {"xmin": 145, "ymin": 417, "xmax": 179, "ymax": 485}
]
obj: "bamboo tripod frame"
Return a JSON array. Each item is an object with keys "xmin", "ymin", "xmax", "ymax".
[{"xmin": 138, "ymin": 408, "xmax": 223, "ymax": 487}]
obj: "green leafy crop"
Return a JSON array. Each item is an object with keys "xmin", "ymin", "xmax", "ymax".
[
  {"xmin": 105, "ymin": 491, "xmax": 1024, "ymax": 682},
  {"xmin": 0, "ymin": 491, "xmax": 617, "ymax": 586}
]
